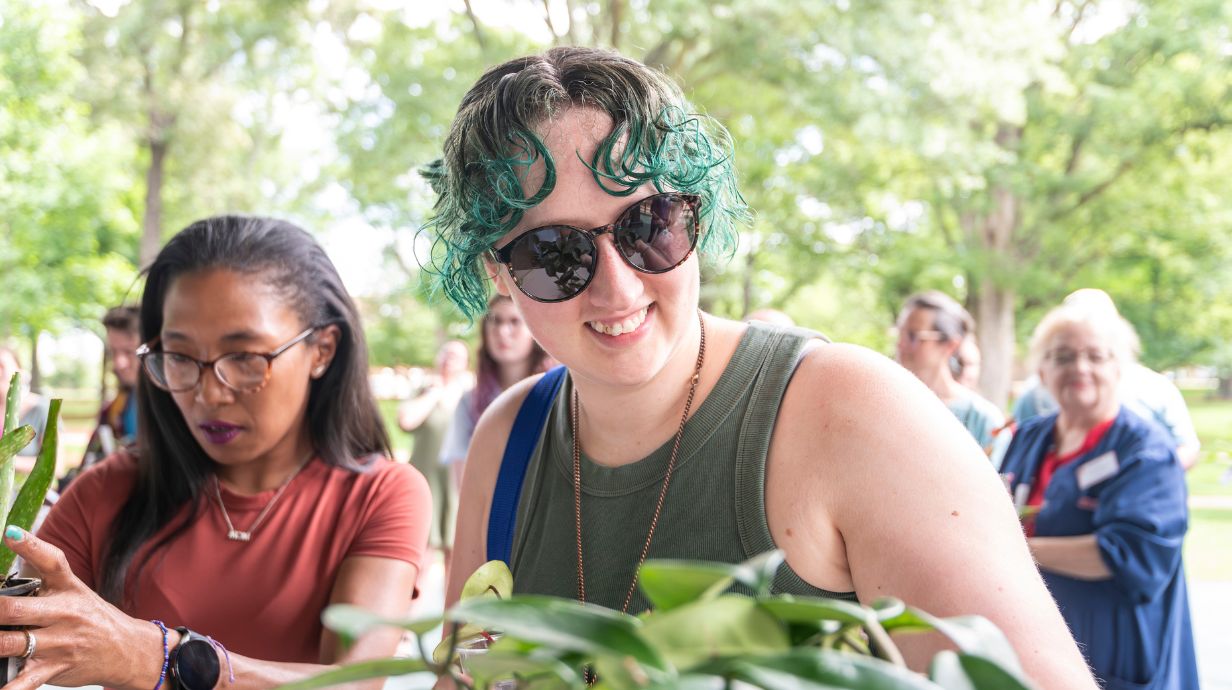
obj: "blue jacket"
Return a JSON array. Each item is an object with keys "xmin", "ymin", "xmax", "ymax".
[{"xmin": 1001, "ymin": 408, "xmax": 1199, "ymax": 690}]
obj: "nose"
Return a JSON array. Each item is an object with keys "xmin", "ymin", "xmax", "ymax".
[
  {"xmin": 194, "ymin": 365, "xmax": 236, "ymax": 406},
  {"xmin": 584, "ymin": 235, "xmax": 644, "ymax": 312}
]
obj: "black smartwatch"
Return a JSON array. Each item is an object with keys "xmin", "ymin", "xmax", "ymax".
[{"xmin": 169, "ymin": 627, "xmax": 221, "ymax": 690}]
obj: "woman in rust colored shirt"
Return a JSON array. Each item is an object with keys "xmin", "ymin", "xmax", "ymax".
[{"xmin": 0, "ymin": 216, "xmax": 431, "ymax": 689}]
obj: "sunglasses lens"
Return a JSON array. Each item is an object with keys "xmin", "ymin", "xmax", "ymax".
[
  {"xmin": 506, "ymin": 226, "xmax": 596, "ymax": 301},
  {"xmin": 616, "ymin": 194, "xmax": 698, "ymax": 272}
]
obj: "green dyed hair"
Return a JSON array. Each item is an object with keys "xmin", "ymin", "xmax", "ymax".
[{"xmin": 422, "ymin": 46, "xmax": 750, "ymax": 319}]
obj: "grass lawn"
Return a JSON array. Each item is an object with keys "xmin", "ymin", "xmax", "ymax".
[
  {"xmin": 379, "ymin": 397, "xmax": 414, "ymax": 460},
  {"xmin": 1183, "ymin": 394, "xmax": 1232, "ymax": 581},
  {"xmin": 1186, "ymin": 508, "xmax": 1232, "ymax": 581}
]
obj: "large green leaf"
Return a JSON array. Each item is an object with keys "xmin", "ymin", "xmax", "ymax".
[
  {"xmin": 320, "ymin": 603, "xmax": 440, "ymax": 639},
  {"xmin": 461, "ymin": 559, "xmax": 515, "ymax": 600},
  {"xmin": 0, "ymin": 399, "xmax": 59, "ymax": 577},
  {"xmin": 449, "ymin": 595, "xmax": 669, "ymax": 671},
  {"xmin": 463, "ymin": 649, "xmax": 579, "ymax": 689},
  {"xmin": 879, "ymin": 610, "xmax": 1025, "ymax": 680},
  {"xmin": 638, "ymin": 560, "xmax": 736, "ymax": 611},
  {"xmin": 643, "ymin": 675, "xmax": 728, "ymax": 690},
  {"xmin": 699, "ymin": 649, "xmax": 943, "ymax": 690},
  {"xmin": 432, "ymin": 624, "xmax": 489, "ymax": 665},
  {"xmin": 758, "ymin": 594, "xmax": 872, "ymax": 627},
  {"xmin": 640, "ymin": 596, "xmax": 789, "ymax": 671},
  {"xmin": 274, "ymin": 658, "xmax": 428, "ymax": 690},
  {"xmin": 730, "ymin": 550, "xmax": 786, "ymax": 596},
  {"xmin": 870, "ymin": 598, "xmax": 907, "ymax": 621},
  {"xmin": 929, "ymin": 651, "xmax": 1034, "ymax": 690}
]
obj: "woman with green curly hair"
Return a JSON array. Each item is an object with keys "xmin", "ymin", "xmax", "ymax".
[{"xmin": 434, "ymin": 46, "xmax": 1094, "ymax": 688}]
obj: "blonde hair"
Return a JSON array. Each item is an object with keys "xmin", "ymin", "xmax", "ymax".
[{"xmin": 1027, "ymin": 302, "xmax": 1138, "ymax": 371}]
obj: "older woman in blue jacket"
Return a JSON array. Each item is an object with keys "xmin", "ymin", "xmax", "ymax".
[{"xmin": 1001, "ymin": 301, "xmax": 1198, "ymax": 690}]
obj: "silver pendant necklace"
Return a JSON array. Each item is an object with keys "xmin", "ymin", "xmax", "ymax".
[{"xmin": 213, "ymin": 452, "xmax": 313, "ymax": 542}]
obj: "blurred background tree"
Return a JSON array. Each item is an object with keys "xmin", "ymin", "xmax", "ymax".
[{"xmin": 1, "ymin": 0, "xmax": 1229, "ymax": 402}]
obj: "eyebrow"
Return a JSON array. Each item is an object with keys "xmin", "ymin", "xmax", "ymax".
[{"xmin": 161, "ymin": 329, "xmax": 269, "ymax": 344}]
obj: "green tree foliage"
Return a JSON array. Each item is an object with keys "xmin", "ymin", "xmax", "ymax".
[
  {"xmin": 332, "ymin": 0, "xmax": 1231, "ymax": 396},
  {"xmin": 0, "ymin": 1, "xmax": 138, "ymax": 363},
  {"xmin": 74, "ymin": 0, "xmax": 322, "ymax": 264}
]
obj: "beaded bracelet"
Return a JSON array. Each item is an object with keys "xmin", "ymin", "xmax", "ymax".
[
  {"xmin": 206, "ymin": 635, "xmax": 236, "ymax": 684},
  {"xmin": 151, "ymin": 620, "xmax": 170, "ymax": 690}
]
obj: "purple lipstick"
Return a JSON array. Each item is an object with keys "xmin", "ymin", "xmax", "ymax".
[{"xmin": 198, "ymin": 420, "xmax": 242, "ymax": 445}]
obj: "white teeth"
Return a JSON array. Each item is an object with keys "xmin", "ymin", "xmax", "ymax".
[{"xmin": 588, "ymin": 306, "xmax": 649, "ymax": 336}]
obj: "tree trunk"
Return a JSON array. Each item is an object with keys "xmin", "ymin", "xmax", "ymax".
[
  {"xmin": 1218, "ymin": 372, "xmax": 1232, "ymax": 399},
  {"xmin": 140, "ymin": 138, "xmax": 168, "ymax": 268},
  {"xmin": 608, "ymin": 0, "xmax": 624, "ymax": 49},
  {"xmin": 969, "ymin": 124, "xmax": 1023, "ymax": 410},
  {"xmin": 975, "ymin": 284, "xmax": 1015, "ymax": 410},
  {"xmin": 974, "ymin": 182, "xmax": 1020, "ymax": 409}
]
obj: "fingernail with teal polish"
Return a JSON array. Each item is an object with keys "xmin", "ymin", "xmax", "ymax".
[{"xmin": 4, "ymin": 526, "xmax": 24, "ymax": 541}]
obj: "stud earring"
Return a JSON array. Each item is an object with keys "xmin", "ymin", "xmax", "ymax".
[{"xmin": 312, "ymin": 366, "xmax": 326, "ymax": 377}]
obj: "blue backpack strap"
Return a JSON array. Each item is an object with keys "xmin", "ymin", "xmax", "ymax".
[{"xmin": 486, "ymin": 365, "xmax": 568, "ymax": 564}]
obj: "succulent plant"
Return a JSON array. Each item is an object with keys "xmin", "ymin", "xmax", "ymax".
[{"xmin": 0, "ymin": 371, "xmax": 61, "ymax": 580}]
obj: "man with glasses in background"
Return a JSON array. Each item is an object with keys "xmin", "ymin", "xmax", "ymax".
[{"xmin": 64, "ymin": 306, "xmax": 141, "ymax": 489}]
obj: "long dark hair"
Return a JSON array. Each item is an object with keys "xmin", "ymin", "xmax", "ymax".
[
  {"xmin": 99, "ymin": 215, "xmax": 390, "ymax": 604},
  {"xmin": 471, "ymin": 295, "xmax": 550, "ymax": 418}
]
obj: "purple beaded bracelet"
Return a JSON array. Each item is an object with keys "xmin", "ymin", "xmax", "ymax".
[{"xmin": 151, "ymin": 620, "xmax": 170, "ymax": 690}]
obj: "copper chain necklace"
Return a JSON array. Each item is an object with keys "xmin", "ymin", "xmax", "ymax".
[{"xmin": 571, "ymin": 312, "xmax": 706, "ymax": 613}]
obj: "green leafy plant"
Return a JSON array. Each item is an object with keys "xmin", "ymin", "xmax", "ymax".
[
  {"xmin": 279, "ymin": 551, "xmax": 1036, "ymax": 689},
  {"xmin": 0, "ymin": 372, "xmax": 62, "ymax": 581}
]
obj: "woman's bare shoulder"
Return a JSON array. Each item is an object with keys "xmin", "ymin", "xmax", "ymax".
[{"xmin": 773, "ymin": 341, "xmax": 1003, "ymax": 512}]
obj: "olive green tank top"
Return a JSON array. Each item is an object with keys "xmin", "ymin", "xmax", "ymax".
[{"xmin": 510, "ymin": 322, "xmax": 857, "ymax": 613}]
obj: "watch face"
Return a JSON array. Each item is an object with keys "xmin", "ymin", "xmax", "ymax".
[{"xmin": 175, "ymin": 638, "xmax": 221, "ymax": 690}]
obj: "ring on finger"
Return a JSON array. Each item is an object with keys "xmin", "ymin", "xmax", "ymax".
[{"xmin": 19, "ymin": 629, "xmax": 36, "ymax": 660}]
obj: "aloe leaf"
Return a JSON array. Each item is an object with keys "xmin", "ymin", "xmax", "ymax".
[
  {"xmin": 0, "ymin": 374, "xmax": 27, "ymax": 523},
  {"xmin": 0, "ymin": 427, "xmax": 36, "ymax": 467},
  {"xmin": 0, "ymin": 399, "xmax": 60, "ymax": 577},
  {"xmin": 3, "ymin": 373, "xmax": 18, "ymax": 435},
  {"xmin": 0, "ymin": 426, "xmax": 37, "ymax": 512}
]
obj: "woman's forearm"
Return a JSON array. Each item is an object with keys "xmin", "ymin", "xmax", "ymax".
[{"xmin": 1028, "ymin": 534, "xmax": 1113, "ymax": 580}]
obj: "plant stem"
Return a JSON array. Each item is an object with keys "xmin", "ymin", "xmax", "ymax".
[{"xmin": 863, "ymin": 619, "xmax": 906, "ymax": 667}]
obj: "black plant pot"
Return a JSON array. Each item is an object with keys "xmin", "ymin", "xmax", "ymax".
[{"xmin": 1, "ymin": 578, "xmax": 41, "ymax": 684}]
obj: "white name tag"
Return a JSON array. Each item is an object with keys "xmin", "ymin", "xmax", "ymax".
[{"xmin": 1076, "ymin": 451, "xmax": 1119, "ymax": 490}]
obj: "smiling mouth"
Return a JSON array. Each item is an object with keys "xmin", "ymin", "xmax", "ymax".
[{"xmin": 587, "ymin": 305, "xmax": 650, "ymax": 336}]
